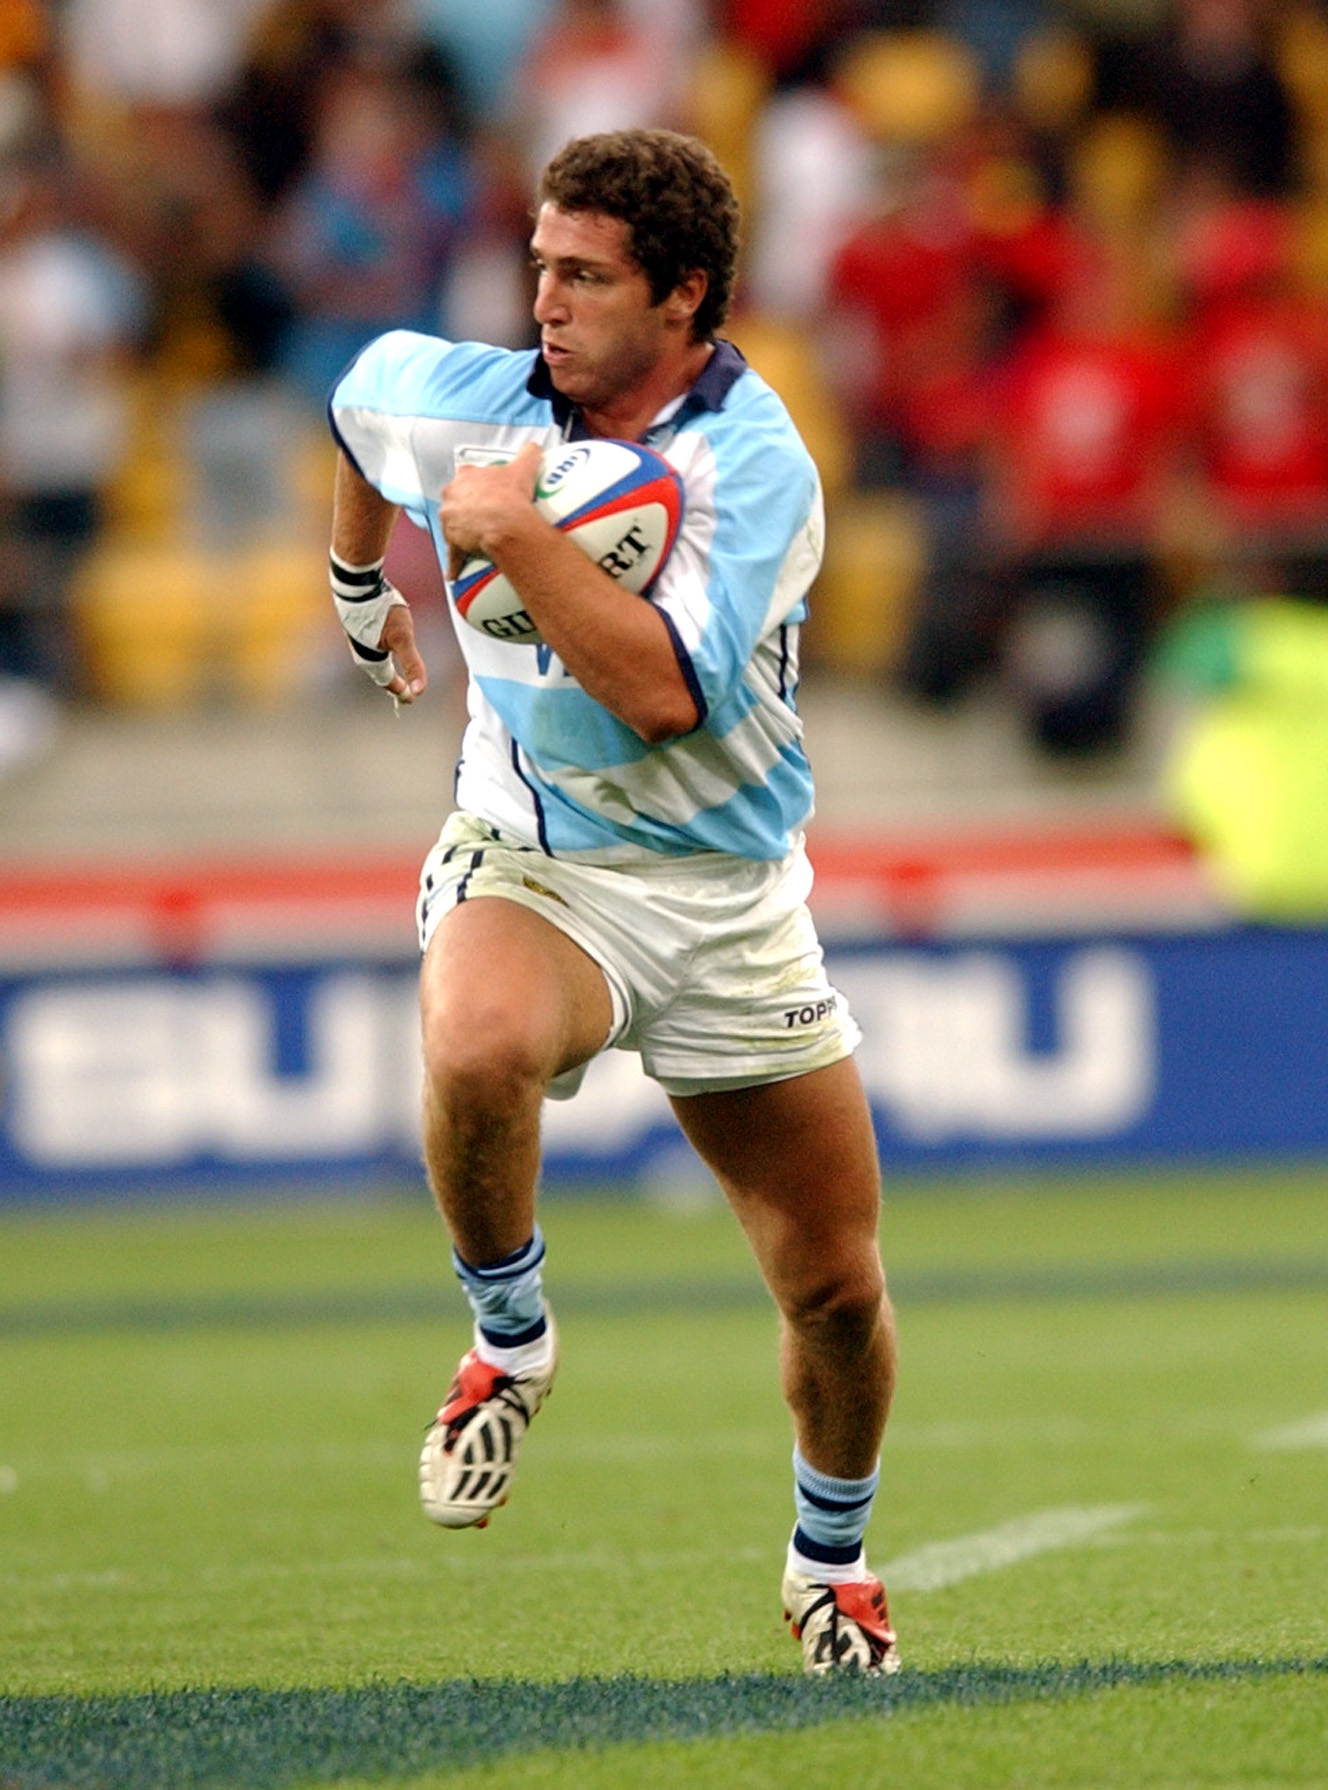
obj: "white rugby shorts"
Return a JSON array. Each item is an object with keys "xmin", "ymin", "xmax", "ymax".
[{"xmin": 417, "ymin": 811, "xmax": 861, "ymax": 1098}]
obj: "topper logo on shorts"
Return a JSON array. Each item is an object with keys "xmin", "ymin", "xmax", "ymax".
[
  {"xmin": 783, "ymin": 994, "xmax": 839, "ymax": 1029},
  {"xmin": 452, "ymin": 438, "xmax": 685, "ymax": 647}
]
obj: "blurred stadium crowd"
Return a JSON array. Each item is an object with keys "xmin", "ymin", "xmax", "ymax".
[{"xmin": 4, "ymin": 0, "xmax": 1328, "ymax": 775}]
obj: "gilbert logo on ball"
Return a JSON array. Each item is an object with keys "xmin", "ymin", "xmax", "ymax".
[{"xmin": 451, "ymin": 439, "xmax": 685, "ymax": 646}]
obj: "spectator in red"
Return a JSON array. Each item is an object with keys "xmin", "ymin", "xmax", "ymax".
[
  {"xmin": 1178, "ymin": 190, "xmax": 1328, "ymax": 602},
  {"xmin": 965, "ymin": 238, "xmax": 1188, "ymax": 751},
  {"xmin": 825, "ymin": 143, "xmax": 987, "ymax": 488},
  {"xmin": 824, "ymin": 132, "xmax": 1076, "ymax": 724},
  {"xmin": 989, "ymin": 255, "xmax": 1183, "ymax": 545},
  {"xmin": 720, "ymin": 0, "xmax": 851, "ymax": 85}
]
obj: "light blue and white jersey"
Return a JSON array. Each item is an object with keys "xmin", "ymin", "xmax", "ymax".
[{"xmin": 329, "ymin": 329, "xmax": 823, "ymax": 862}]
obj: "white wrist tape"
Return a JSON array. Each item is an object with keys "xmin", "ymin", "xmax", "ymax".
[{"xmin": 330, "ymin": 551, "xmax": 408, "ymax": 688}]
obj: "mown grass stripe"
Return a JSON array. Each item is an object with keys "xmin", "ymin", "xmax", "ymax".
[
  {"xmin": 5, "ymin": 1257, "xmax": 1328, "ymax": 1338},
  {"xmin": 2, "ymin": 1659, "xmax": 1325, "ymax": 1790}
]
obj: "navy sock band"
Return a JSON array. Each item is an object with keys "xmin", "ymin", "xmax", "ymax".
[
  {"xmin": 791, "ymin": 1526, "xmax": 866, "ymax": 1566},
  {"xmin": 453, "ymin": 1227, "xmax": 546, "ymax": 1341},
  {"xmin": 453, "ymin": 1229, "xmax": 546, "ymax": 1282},
  {"xmin": 792, "ymin": 1446, "xmax": 879, "ymax": 1556},
  {"xmin": 477, "ymin": 1314, "xmax": 549, "ymax": 1349}
]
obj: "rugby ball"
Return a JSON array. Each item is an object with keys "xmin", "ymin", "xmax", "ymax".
[{"xmin": 451, "ymin": 438, "xmax": 685, "ymax": 645}]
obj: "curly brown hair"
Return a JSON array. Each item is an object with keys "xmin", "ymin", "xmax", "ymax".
[{"xmin": 536, "ymin": 129, "xmax": 740, "ymax": 341}]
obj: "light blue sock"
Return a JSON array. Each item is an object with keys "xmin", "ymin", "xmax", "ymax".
[
  {"xmin": 791, "ymin": 1445, "xmax": 879, "ymax": 1568},
  {"xmin": 452, "ymin": 1227, "xmax": 547, "ymax": 1347}
]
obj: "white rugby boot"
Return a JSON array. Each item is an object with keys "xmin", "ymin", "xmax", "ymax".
[
  {"xmin": 418, "ymin": 1310, "xmax": 557, "ymax": 1529},
  {"xmin": 782, "ymin": 1566, "xmax": 901, "ymax": 1676}
]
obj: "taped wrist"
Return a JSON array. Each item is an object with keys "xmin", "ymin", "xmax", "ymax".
[{"xmin": 329, "ymin": 550, "xmax": 407, "ymax": 685}]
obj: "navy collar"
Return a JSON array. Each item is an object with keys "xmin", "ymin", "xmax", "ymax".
[{"xmin": 525, "ymin": 338, "xmax": 748, "ymax": 437}]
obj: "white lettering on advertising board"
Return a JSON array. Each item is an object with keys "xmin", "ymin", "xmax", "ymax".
[
  {"xmin": 7, "ymin": 976, "xmax": 421, "ymax": 1165},
  {"xmin": 2, "ymin": 947, "xmax": 1155, "ymax": 1170},
  {"xmin": 838, "ymin": 946, "xmax": 1155, "ymax": 1141}
]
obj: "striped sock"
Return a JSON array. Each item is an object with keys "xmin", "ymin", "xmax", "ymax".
[
  {"xmin": 788, "ymin": 1446, "xmax": 880, "ymax": 1584},
  {"xmin": 452, "ymin": 1229, "xmax": 548, "ymax": 1364}
]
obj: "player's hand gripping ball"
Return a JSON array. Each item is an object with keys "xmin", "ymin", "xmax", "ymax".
[{"xmin": 451, "ymin": 438, "xmax": 685, "ymax": 646}]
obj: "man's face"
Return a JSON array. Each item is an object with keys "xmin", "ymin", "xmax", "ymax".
[{"xmin": 530, "ymin": 203, "xmax": 672, "ymax": 412}]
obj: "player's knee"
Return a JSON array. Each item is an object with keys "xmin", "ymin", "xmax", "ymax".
[
  {"xmin": 421, "ymin": 1005, "xmax": 552, "ymax": 1115},
  {"xmin": 780, "ymin": 1253, "xmax": 888, "ymax": 1344}
]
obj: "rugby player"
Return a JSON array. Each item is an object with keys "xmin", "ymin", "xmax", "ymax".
[{"xmin": 327, "ymin": 128, "xmax": 899, "ymax": 1675}]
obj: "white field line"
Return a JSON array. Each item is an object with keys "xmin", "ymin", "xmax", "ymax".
[
  {"xmin": 879, "ymin": 1503, "xmax": 1148, "ymax": 1592},
  {"xmin": 1253, "ymin": 1410, "xmax": 1328, "ymax": 1450}
]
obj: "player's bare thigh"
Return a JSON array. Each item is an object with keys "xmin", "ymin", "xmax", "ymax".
[
  {"xmin": 669, "ymin": 1056, "xmax": 884, "ymax": 1312},
  {"xmin": 420, "ymin": 894, "xmax": 616, "ymax": 1091}
]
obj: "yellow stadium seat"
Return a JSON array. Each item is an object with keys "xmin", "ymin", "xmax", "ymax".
[
  {"xmin": 74, "ymin": 541, "xmax": 215, "ymax": 708},
  {"xmin": 1013, "ymin": 25, "xmax": 1094, "ymax": 136},
  {"xmin": 813, "ymin": 490, "xmax": 927, "ymax": 677},
  {"xmin": 228, "ymin": 540, "xmax": 331, "ymax": 705},
  {"xmin": 684, "ymin": 35, "xmax": 771, "ymax": 219},
  {"xmin": 1068, "ymin": 112, "xmax": 1170, "ymax": 237},
  {"xmin": 1277, "ymin": 4, "xmax": 1328, "ymax": 129},
  {"xmin": 75, "ymin": 532, "xmax": 330, "ymax": 709},
  {"xmin": 832, "ymin": 29, "xmax": 981, "ymax": 147}
]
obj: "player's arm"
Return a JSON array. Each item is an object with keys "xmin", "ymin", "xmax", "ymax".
[
  {"xmin": 440, "ymin": 443, "xmax": 699, "ymax": 743},
  {"xmin": 330, "ymin": 450, "xmax": 428, "ymax": 704}
]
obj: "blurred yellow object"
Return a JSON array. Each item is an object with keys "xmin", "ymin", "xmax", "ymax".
[
  {"xmin": 228, "ymin": 541, "xmax": 330, "ymax": 704},
  {"xmin": 101, "ymin": 375, "xmax": 187, "ymax": 544},
  {"xmin": 1292, "ymin": 189, "xmax": 1328, "ymax": 294},
  {"xmin": 82, "ymin": 363, "xmax": 335, "ymax": 707},
  {"xmin": 1167, "ymin": 598, "xmax": 1328, "ymax": 918},
  {"xmin": 75, "ymin": 538, "xmax": 328, "ymax": 709},
  {"xmin": 1277, "ymin": 4, "xmax": 1328, "ymax": 129},
  {"xmin": 723, "ymin": 312, "xmax": 924, "ymax": 673},
  {"xmin": 0, "ymin": 0, "xmax": 47, "ymax": 63},
  {"xmin": 813, "ymin": 489, "xmax": 926, "ymax": 676},
  {"xmin": 1069, "ymin": 112, "xmax": 1169, "ymax": 235},
  {"xmin": 833, "ymin": 30, "xmax": 980, "ymax": 146},
  {"xmin": 75, "ymin": 542, "xmax": 214, "ymax": 708},
  {"xmin": 683, "ymin": 35, "xmax": 771, "ymax": 219},
  {"xmin": 1013, "ymin": 26, "xmax": 1094, "ymax": 135}
]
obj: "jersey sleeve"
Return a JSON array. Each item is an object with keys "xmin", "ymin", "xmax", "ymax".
[
  {"xmin": 652, "ymin": 375, "xmax": 824, "ymax": 717},
  {"xmin": 329, "ymin": 331, "xmax": 448, "ymax": 513},
  {"xmin": 328, "ymin": 330, "xmax": 546, "ymax": 521}
]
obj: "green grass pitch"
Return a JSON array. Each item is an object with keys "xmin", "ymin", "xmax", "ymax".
[{"xmin": 2, "ymin": 1165, "xmax": 1327, "ymax": 1787}]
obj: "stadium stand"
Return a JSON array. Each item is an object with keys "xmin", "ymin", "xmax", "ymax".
[{"xmin": 3, "ymin": 0, "xmax": 1324, "ymax": 936}]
